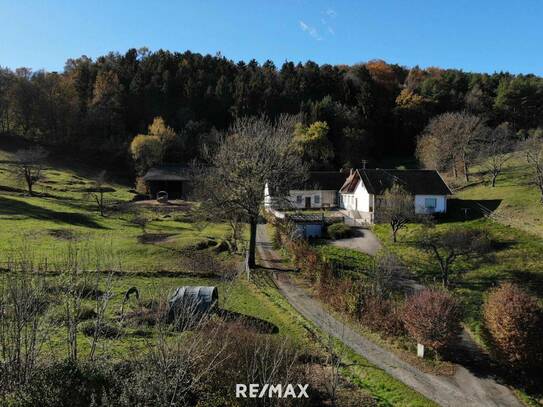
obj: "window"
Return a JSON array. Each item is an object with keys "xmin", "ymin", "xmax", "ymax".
[
  {"xmin": 314, "ymin": 195, "xmax": 320, "ymax": 204},
  {"xmin": 425, "ymin": 198, "xmax": 437, "ymax": 211},
  {"xmin": 296, "ymin": 195, "xmax": 302, "ymax": 204}
]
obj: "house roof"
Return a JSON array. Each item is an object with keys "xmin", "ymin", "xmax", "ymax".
[
  {"xmin": 302, "ymin": 171, "xmax": 349, "ymax": 190},
  {"xmin": 341, "ymin": 169, "xmax": 452, "ymax": 196},
  {"xmin": 142, "ymin": 165, "xmax": 191, "ymax": 182}
]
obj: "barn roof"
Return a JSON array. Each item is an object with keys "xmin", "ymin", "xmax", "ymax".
[
  {"xmin": 301, "ymin": 171, "xmax": 349, "ymax": 190},
  {"xmin": 341, "ymin": 169, "xmax": 452, "ymax": 196},
  {"xmin": 143, "ymin": 165, "xmax": 191, "ymax": 182}
]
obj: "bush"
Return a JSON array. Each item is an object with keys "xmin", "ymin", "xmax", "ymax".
[
  {"xmin": 81, "ymin": 321, "xmax": 122, "ymax": 339},
  {"xmin": 483, "ymin": 283, "xmax": 543, "ymax": 370},
  {"xmin": 359, "ymin": 293, "xmax": 405, "ymax": 337},
  {"xmin": 402, "ymin": 288, "xmax": 463, "ymax": 352},
  {"xmin": 327, "ymin": 223, "xmax": 353, "ymax": 239}
]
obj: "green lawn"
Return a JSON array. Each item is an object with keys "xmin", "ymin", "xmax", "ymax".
[
  {"xmin": 455, "ymin": 152, "xmax": 543, "ymax": 238},
  {"xmin": 0, "ymin": 152, "xmax": 231, "ymax": 271}
]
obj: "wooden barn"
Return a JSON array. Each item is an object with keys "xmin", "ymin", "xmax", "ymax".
[{"xmin": 142, "ymin": 165, "xmax": 192, "ymax": 200}]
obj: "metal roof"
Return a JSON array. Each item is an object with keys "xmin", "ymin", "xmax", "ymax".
[{"xmin": 143, "ymin": 165, "xmax": 191, "ymax": 182}]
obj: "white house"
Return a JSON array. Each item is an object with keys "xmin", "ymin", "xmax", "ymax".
[
  {"xmin": 265, "ymin": 171, "xmax": 348, "ymax": 210},
  {"xmin": 339, "ymin": 169, "xmax": 452, "ymax": 223}
]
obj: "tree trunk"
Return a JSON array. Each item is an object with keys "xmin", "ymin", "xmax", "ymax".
[
  {"xmin": 491, "ymin": 173, "xmax": 497, "ymax": 187},
  {"xmin": 248, "ymin": 218, "xmax": 258, "ymax": 268},
  {"xmin": 442, "ymin": 269, "xmax": 449, "ymax": 288},
  {"xmin": 391, "ymin": 225, "xmax": 397, "ymax": 243},
  {"xmin": 463, "ymin": 158, "xmax": 470, "ymax": 183}
]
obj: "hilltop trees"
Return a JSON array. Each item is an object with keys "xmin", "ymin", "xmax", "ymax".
[
  {"xmin": 417, "ymin": 111, "xmax": 488, "ymax": 181},
  {"xmin": 2, "ymin": 49, "xmax": 542, "ymax": 170},
  {"xmin": 292, "ymin": 121, "xmax": 334, "ymax": 168},
  {"xmin": 129, "ymin": 117, "xmax": 177, "ymax": 174},
  {"xmin": 195, "ymin": 115, "xmax": 307, "ymax": 268}
]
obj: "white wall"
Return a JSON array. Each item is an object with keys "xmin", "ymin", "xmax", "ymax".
[
  {"xmin": 414, "ymin": 195, "xmax": 447, "ymax": 214},
  {"xmin": 288, "ymin": 190, "xmax": 337, "ymax": 209},
  {"xmin": 340, "ymin": 181, "xmax": 372, "ymax": 212}
]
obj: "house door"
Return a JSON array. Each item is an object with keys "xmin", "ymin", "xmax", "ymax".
[{"xmin": 305, "ymin": 197, "xmax": 311, "ymax": 209}]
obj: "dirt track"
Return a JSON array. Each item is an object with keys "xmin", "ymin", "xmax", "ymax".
[{"xmin": 256, "ymin": 224, "xmax": 523, "ymax": 407}]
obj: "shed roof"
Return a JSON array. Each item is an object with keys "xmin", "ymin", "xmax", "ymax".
[
  {"xmin": 341, "ymin": 169, "xmax": 452, "ymax": 196},
  {"xmin": 143, "ymin": 165, "xmax": 191, "ymax": 182}
]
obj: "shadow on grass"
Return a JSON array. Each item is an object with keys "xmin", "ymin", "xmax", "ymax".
[
  {"xmin": 0, "ymin": 196, "xmax": 106, "ymax": 229},
  {"xmin": 440, "ymin": 199, "xmax": 502, "ymax": 222},
  {"xmin": 218, "ymin": 309, "xmax": 279, "ymax": 334}
]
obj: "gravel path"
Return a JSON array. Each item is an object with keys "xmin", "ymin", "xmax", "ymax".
[{"xmin": 256, "ymin": 224, "xmax": 523, "ymax": 407}]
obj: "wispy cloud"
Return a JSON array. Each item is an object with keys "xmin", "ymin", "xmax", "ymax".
[
  {"xmin": 320, "ymin": 8, "xmax": 337, "ymax": 36},
  {"xmin": 299, "ymin": 20, "xmax": 322, "ymax": 41},
  {"xmin": 325, "ymin": 8, "xmax": 337, "ymax": 18}
]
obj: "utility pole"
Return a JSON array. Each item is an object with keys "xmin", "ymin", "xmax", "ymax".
[{"xmin": 361, "ymin": 159, "xmax": 368, "ymax": 169}]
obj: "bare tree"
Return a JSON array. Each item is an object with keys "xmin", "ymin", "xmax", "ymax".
[
  {"xmin": 417, "ymin": 227, "xmax": 491, "ymax": 287},
  {"xmin": 13, "ymin": 147, "xmax": 48, "ymax": 195},
  {"xmin": 417, "ymin": 111, "xmax": 487, "ymax": 182},
  {"xmin": 376, "ymin": 183, "xmax": 415, "ymax": 243},
  {"xmin": 195, "ymin": 115, "xmax": 307, "ymax": 268},
  {"xmin": 523, "ymin": 136, "xmax": 543, "ymax": 204},
  {"xmin": 478, "ymin": 123, "xmax": 515, "ymax": 187},
  {"xmin": 85, "ymin": 170, "xmax": 113, "ymax": 216}
]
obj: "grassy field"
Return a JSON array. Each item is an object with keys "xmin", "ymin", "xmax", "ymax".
[
  {"xmin": 0, "ymin": 146, "xmax": 439, "ymax": 406},
  {"xmin": 455, "ymin": 152, "xmax": 543, "ymax": 238},
  {"xmin": 0, "ymin": 147, "xmax": 232, "ymax": 271}
]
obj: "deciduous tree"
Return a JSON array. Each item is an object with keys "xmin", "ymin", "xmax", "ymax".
[
  {"xmin": 377, "ymin": 183, "xmax": 414, "ymax": 243},
  {"xmin": 417, "ymin": 227, "xmax": 491, "ymax": 287},
  {"xmin": 195, "ymin": 115, "xmax": 307, "ymax": 268},
  {"xmin": 483, "ymin": 283, "xmax": 543, "ymax": 370},
  {"xmin": 402, "ymin": 288, "xmax": 463, "ymax": 353},
  {"xmin": 478, "ymin": 123, "xmax": 515, "ymax": 187},
  {"xmin": 13, "ymin": 147, "xmax": 48, "ymax": 195}
]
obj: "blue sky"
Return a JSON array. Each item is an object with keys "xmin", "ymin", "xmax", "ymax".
[{"xmin": 1, "ymin": 0, "xmax": 542, "ymax": 74}]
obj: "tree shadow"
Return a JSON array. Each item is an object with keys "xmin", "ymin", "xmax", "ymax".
[
  {"xmin": 440, "ymin": 199, "xmax": 503, "ymax": 222},
  {"xmin": 0, "ymin": 196, "xmax": 106, "ymax": 229},
  {"xmin": 217, "ymin": 309, "xmax": 279, "ymax": 334}
]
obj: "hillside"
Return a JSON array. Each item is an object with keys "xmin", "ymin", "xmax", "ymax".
[{"xmin": 456, "ymin": 152, "xmax": 543, "ymax": 238}]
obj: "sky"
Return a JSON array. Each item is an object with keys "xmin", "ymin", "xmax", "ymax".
[{"xmin": 1, "ymin": 0, "xmax": 543, "ymax": 75}]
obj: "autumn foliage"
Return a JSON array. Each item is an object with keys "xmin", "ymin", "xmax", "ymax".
[
  {"xmin": 483, "ymin": 283, "xmax": 543, "ymax": 370},
  {"xmin": 402, "ymin": 288, "xmax": 463, "ymax": 352}
]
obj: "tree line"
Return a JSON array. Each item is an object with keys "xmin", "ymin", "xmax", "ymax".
[{"xmin": 2, "ymin": 48, "xmax": 543, "ymax": 171}]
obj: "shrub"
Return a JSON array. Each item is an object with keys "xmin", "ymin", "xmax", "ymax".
[
  {"xmin": 483, "ymin": 283, "xmax": 543, "ymax": 370},
  {"xmin": 81, "ymin": 321, "xmax": 122, "ymax": 339},
  {"xmin": 327, "ymin": 223, "xmax": 353, "ymax": 239},
  {"xmin": 359, "ymin": 293, "xmax": 405, "ymax": 337},
  {"xmin": 402, "ymin": 288, "xmax": 463, "ymax": 352}
]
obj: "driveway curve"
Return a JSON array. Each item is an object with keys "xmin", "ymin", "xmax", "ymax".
[{"xmin": 256, "ymin": 224, "xmax": 523, "ymax": 407}]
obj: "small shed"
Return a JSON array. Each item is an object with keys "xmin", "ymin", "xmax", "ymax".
[
  {"xmin": 142, "ymin": 165, "xmax": 192, "ymax": 200},
  {"xmin": 168, "ymin": 286, "xmax": 219, "ymax": 321}
]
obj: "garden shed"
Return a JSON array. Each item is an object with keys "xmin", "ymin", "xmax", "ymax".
[
  {"xmin": 142, "ymin": 165, "xmax": 192, "ymax": 200},
  {"xmin": 168, "ymin": 286, "xmax": 219, "ymax": 320}
]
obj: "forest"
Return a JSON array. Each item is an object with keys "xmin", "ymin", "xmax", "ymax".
[{"xmin": 1, "ymin": 47, "xmax": 543, "ymax": 172}]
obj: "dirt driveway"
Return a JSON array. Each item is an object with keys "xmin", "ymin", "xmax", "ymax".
[{"xmin": 256, "ymin": 224, "xmax": 523, "ymax": 407}]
